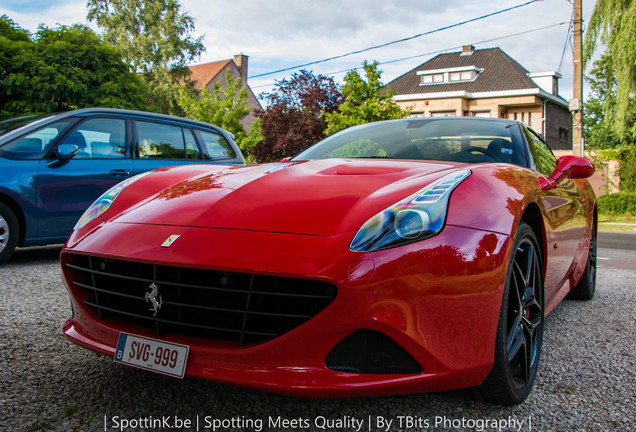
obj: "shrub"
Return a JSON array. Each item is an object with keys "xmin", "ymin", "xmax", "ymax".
[
  {"xmin": 618, "ymin": 146, "xmax": 636, "ymax": 192},
  {"xmin": 597, "ymin": 191, "xmax": 636, "ymax": 214}
]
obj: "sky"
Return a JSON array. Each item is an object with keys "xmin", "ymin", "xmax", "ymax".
[{"xmin": 1, "ymin": 0, "xmax": 598, "ymax": 102}]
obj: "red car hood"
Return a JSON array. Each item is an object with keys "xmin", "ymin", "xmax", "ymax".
[{"xmin": 114, "ymin": 159, "xmax": 463, "ymax": 236}]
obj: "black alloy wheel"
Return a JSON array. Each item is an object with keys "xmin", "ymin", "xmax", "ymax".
[{"xmin": 475, "ymin": 222, "xmax": 544, "ymax": 405}]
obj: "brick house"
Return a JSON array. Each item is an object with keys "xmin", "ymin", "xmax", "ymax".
[
  {"xmin": 188, "ymin": 54, "xmax": 262, "ymax": 129},
  {"xmin": 387, "ymin": 46, "xmax": 572, "ymax": 151}
]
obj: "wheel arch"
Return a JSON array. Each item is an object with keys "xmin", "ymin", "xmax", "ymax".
[
  {"xmin": 0, "ymin": 193, "xmax": 26, "ymax": 247},
  {"xmin": 519, "ymin": 201, "xmax": 547, "ymax": 277}
]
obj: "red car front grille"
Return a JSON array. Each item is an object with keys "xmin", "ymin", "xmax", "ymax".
[{"xmin": 63, "ymin": 254, "xmax": 337, "ymax": 346}]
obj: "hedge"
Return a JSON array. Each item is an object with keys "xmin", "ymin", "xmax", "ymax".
[{"xmin": 597, "ymin": 192, "xmax": 636, "ymax": 214}]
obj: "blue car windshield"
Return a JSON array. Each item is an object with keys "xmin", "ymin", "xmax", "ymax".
[
  {"xmin": 294, "ymin": 118, "xmax": 528, "ymax": 167},
  {"xmin": 0, "ymin": 114, "xmax": 53, "ymax": 137},
  {"xmin": 0, "ymin": 118, "xmax": 74, "ymax": 160}
]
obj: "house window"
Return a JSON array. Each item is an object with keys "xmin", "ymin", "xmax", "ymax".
[
  {"xmin": 420, "ymin": 68, "xmax": 478, "ymax": 85},
  {"xmin": 559, "ymin": 127, "xmax": 570, "ymax": 146},
  {"xmin": 431, "ymin": 111, "xmax": 456, "ymax": 117},
  {"xmin": 421, "ymin": 73, "xmax": 445, "ymax": 84}
]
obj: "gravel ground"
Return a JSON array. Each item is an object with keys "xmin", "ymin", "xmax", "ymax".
[{"xmin": 0, "ymin": 244, "xmax": 634, "ymax": 432}]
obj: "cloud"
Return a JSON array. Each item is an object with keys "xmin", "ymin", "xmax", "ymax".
[
  {"xmin": 1, "ymin": 0, "xmax": 596, "ymax": 99},
  {"xmin": 1, "ymin": 0, "xmax": 88, "ymax": 31}
]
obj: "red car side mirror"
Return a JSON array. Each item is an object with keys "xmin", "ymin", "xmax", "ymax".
[{"xmin": 539, "ymin": 155, "xmax": 595, "ymax": 190}]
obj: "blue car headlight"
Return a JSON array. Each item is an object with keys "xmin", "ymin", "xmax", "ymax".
[
  {"xmin": 74, "ymin": 171, "xmax": 153, "ymax": 230},
  {"xmin": 350, "ymin": 169, "xmax": 471, "ymax": 252}
]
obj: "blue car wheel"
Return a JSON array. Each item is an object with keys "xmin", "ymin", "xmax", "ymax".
[{"xmin": 0, "ymin": 202, "xmax": 19, "ymax": 263}]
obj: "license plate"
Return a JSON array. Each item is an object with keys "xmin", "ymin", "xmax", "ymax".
[{"xmin": 114, "ymin": 333, "xmax": 189, "ymax": 378}]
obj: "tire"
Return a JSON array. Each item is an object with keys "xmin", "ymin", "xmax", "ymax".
[
  {"xmin": 475, "ymin": 222, "xmax": 544, "ymax": 405},
  {"xmin": 567, "ymin": 224, "xmax": 596, "ymax": 300},
  {"xmin": 0, "ymin": 202, "xmax": 19, "ymax": 264}
]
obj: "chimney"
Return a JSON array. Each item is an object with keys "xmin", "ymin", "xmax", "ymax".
[
  {"xmin": 528, "ymin": 71, "xmax": 562, "ymax": 96},
  {"xmin": 233, "ymin": 54, "xmax": 248, "ymax": 85},
  {"xmin": 460, "ymin": 45, "xmax": 475, "ymax": 56}
]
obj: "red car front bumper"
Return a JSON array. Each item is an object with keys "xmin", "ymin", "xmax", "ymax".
[{"xmin": 62, "ymin": 222, "xmax": 511, "ymax": 397}]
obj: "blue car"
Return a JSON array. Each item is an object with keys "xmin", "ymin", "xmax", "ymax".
[{"xmin": 0, "ymin": 108, "xmax": 246, "ymax": 263}]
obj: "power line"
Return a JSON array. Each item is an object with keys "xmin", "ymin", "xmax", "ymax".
[
  {"xmin": 370, "ymin": 22, "xmax": 569, "ymax": 70},
  {"xmin": 248, "ymin": 0, "xmax": 538, "ymax": 79},
  {"xmin": 250, "ymin": 22, "xmax": 569, "ymax": 90},
  {"xmin": 558, "ymin": 7, "xmax": 574, "ymax": 74}
]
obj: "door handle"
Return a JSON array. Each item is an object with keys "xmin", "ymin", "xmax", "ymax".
[{"xmin": 109, "ymin": 169, "xmax": 131, "ymax": 177}]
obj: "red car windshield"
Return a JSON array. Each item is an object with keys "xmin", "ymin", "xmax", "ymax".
[{"xmin": 294, "ymin": 118, "xmax": 528, "ymax": 167}]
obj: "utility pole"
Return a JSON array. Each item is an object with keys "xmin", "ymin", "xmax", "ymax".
[{"xmin": 571, "ymin": 0, "xmax": 584, "ymax": 156}]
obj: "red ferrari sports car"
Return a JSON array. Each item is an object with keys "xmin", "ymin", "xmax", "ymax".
[{"xmin": 62, "ymin": 117, "xmax": 596, "ymax": 405}]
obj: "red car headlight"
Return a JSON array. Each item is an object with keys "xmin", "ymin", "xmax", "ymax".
[
  {"xmin": 74, "ymin": 171, "xmax": 154, "ymax": 230},
  {"xmin": 350, "ymin": 169, "xmax": 471, "ymax": 252}
]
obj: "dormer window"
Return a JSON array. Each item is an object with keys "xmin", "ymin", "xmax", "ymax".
[
  {"xmin": 418, "ymin": 66, "xmax": 481, "ymax": 85},
  {"xmin": 421, "ymin": 73, "xmax": 444, "ymax": 84}
]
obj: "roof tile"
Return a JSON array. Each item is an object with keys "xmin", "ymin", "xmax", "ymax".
[
  {"xmin": 388, "ymin": 48, "xmax": 539, "ymax": 95},
  {"xmin": 188, "ymin": 60, "xmax": 232, "ymax": 90}
]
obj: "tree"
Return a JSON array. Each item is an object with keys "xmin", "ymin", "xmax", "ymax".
[
  {"xmin": 584, "ymin": 0, "xmax": 636, "ymax": 138},
  {"xmin": 583, "ymin": 55, "xmax": 623, "ymax": 150},
  {"xmin": 0, "ymin": 17, "xmax": 146, "ymax": 119},
  {"xmin": 178, "ymin": 69, "xmax": 262, "ymax": 160},
  {"xmin": 87, "ymin": 0, "xmax": 205, "ymax": 114},
  {"xmin": 584, "ymin": 54, "xmax": 636, "ymax": 192},
  {"xmin": 0, "ymin": 16, "xmax": 31, "ymax": 115},
  {"xmin": 324, "ymin": 61, "xmax": 409, "ymax": 136},
  {"xmin": 252, "ymin": 70, "xmax": 342, "ymax": 162}
]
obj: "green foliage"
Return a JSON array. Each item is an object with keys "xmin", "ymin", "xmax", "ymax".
[
  {"xmin": 595, "ymin": 147, "xmax": 624, "ymax": 162},
  {"xmin": 584, "ymin": 0, "xmax": 636, "ymax": 138},
  {"xmin": 0, "ymin": 17, "xmax": 146, "ymax": 119},
  {"xmin": 324, "ymin": 61, "xmax": 409, "ymax": 136},
  {"xmin": 594, "ymin": 146, "xmax": 636, "ymax": 192},
  {"xmin": 62, "ymin": 400, "xmax": 79, "ymax": 418},
  {"xmin": 325, "ymin": 140, "xmax": 387, "ymax": 158},
  {"xmin": 143, "ymin": 67, "xmax": 194, "ymax": 116},
  {"xmin": 88, "ymin": 0, "xmax": 205, "ymax": 114},
  {"xmin": 583, "ymin": 55, "xmax": 625, "ymax": 150},
  {"xmin": 0, "ymin": 15, "xmax": 30, "ymax": 41},
  {"xmin": 252, "ymin": 70, "xmax": 342, "ymax": 162},
  {"xmin": 178, "ymin": 69, "xmax": 262, "ymax": 160},
  {"xmin": 584, "ymin": 53, "xmax": 636, "ymax": 194},
  {"xmin": 617, "ymin": 146, "xmax": 636, "ymax": 192},
  {"xmin": 28, "ymin": 408, "xmax": 54, "ymax": 431},
  {"xmin": 597, "ymin": 191, "xmax": 636, "ymax": 214},
  {"xmin": 87, "ymin": 0, "xmax": 203, "ymax": 74}
]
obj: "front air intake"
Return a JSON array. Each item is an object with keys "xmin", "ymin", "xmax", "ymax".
[{"xmin": 326, "ymin": 329, "xmax": 422, "ymax": 374}]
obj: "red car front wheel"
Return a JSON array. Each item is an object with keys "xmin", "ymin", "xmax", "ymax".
[{"xmin": 476, "ymin": 222, "xmax": 544, "ymax": 405}]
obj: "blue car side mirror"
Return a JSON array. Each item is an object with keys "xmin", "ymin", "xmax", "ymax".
[
  {"xmin": 57, "ymin": 144, "xmax": 79, "ymax": 161},
  {"xmin": 46, "ymin": 144, "xmax": 79, "ymax": 168}
]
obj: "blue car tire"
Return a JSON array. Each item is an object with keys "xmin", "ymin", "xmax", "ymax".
[{"xmin": 0, "ymin": 202, "xmax": 19, "ymax": 264}]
